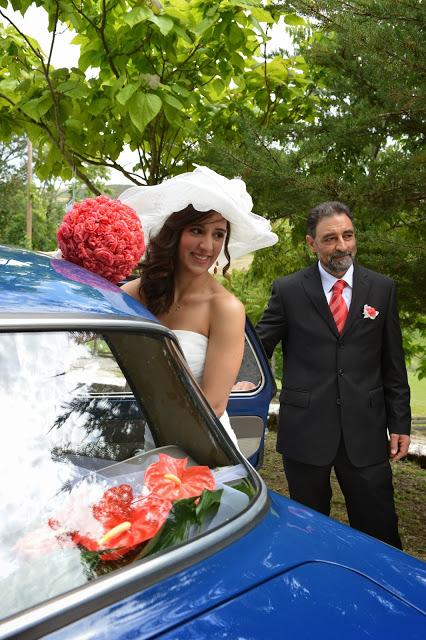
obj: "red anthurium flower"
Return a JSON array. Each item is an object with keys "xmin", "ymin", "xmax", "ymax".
[
  {"xmin": 70, "ymin": 485, "xmax": 172, "ymax": 561},
  {"xmin": 144, "ymin": 454, "xmax": 215, "ymax": 501}
]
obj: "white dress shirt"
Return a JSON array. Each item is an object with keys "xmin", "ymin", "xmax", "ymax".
[{"xmin": 318, "ymin": 262, "xmax": 353, "ymax": 309}]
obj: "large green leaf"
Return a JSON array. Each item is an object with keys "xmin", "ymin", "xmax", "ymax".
[
  {"xmin": 162, "ymin": 92, "xmax": 184, "ymax": 111},
  {"xmin": 284, "ymin": 14, "xmax": 306, "ymax": 27},
  {"xmin": 0, "ymin": 78, "xmax": 19, "ymax": 93},
  {"xmin": 149, "ymin": 15, "xmax": 174, "ymax": 36},
  {"xmin": 116, "ymin": 82, "xmax": 140, "ymax": 106},
  {"xmin": 251, "ymin": 7, "xmax": 274, "ymax": 24},
  {"xmin": 19, "ymin": 96, "xmax": 52, "ymax": 121},
  {"xmin": 128, "ymin": 92, "xmax": 162, "ymax": 132},
  {"xmin": 123, "ymin": 6, "xmax": 151, "ymax": 27}
]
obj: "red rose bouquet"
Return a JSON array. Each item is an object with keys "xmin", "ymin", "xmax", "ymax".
[{"xmin": 57, "ymin": 195, "xmax": 145, "ymax": 283}]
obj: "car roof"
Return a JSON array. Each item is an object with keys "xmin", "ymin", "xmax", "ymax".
[{"xmin": 0, "ymin": 245, "xmax": 158, "ymax": 322}]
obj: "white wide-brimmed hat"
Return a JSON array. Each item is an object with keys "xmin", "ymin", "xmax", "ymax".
[{"xmin": 118, "ymin": 165, "xmax": 278, "ymax": 264}]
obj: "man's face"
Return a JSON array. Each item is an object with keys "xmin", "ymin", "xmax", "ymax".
[{"xmin": 306, "ymin": 214, "xmax": 357, "ymax": 277}]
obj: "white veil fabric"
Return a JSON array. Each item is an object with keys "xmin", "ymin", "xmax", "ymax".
[{"xmin": 118, "ymin": 165, "xmax": 278, "ymax": 264}]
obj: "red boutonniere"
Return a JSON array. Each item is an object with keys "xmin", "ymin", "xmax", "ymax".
[{"xmin": 363, "ymin": 304, "xmax": 379, "ymax": 319}]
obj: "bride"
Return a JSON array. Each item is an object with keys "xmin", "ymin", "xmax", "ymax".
[{"xmin": 119, "ymin": 166, "xmax": 277, "ymax": 447}]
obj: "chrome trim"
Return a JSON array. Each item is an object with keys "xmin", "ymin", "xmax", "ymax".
[
  {"xmin": 0, "ymin": 477, "xmax": 269, "ymax": 640},
  {"xmin": 0, "ymin": 314, "xmax": 175, "ymax": 339}
]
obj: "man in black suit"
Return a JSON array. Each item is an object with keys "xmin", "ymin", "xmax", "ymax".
[{"xmin": 256, "ymin": 201, "xmax": 411, "ymax": 548}]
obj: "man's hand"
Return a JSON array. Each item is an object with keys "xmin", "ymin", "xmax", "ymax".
[{"xmin": 389, "ymin": 433, "xmax": 410, "ymax": 461}]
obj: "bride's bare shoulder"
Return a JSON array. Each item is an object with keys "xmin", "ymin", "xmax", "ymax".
[
  {"xmin": 211, "ymin": 282, "xmax": 245, "ymax": 320},
  {"xmin": 121, "ymin": 277, "xmax": 144, "ymax": 302}
]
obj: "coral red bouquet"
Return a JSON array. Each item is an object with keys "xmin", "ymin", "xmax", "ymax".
[
  {"xmin": 57, "ymin": 195, "xmax": 145, "ymax": 283},
  {"xmin": 45, "ymin": 455, "xmax": 221, "ymax": 574}
]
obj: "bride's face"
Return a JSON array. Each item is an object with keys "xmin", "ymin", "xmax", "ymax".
[{"xmin": 177, "ymin": 212, "xmax": 228, "ymax": 274}]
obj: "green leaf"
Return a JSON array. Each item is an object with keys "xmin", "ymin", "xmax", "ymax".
[
  {"xmin": 0, "ymin": 78, "xmax": 19, "ymax": 93},
  {"xmin": 189, "ymin": 17, "xmax": 216, "ymax": 36},
  {"xmin": 232, "ymin": 479, "xmax": 256, "ymax": 499},
  {"xmin": 56, "ymin": 80, "xmax": 87, "ymax": 99},
  {"xmin": 228, "ymin": 0, "xmax": 263, "ymax": 7},
  {"xmin": 123, "ymin": 6, "xmax": 151, "ymax": 28},
  {"xmin": 207, "ymin": 77, "xmax": 227, "ymax": 100},
  {"xmin": 116, "ymin": 82, "xmax": 140, "ymax": 106},
  {"xmin": 227, "ymin": 23, "xmax": 246, "ymax": 49},
  {"xmin": 163, "ymin": 102, "xmax": 181, "ymax": 126},
  {"xmin": 251, "ymin": 8, "xmax": 274, "ymax": 24},
  {"xmin": 139, "ymin": 497, "xmax": 197, "ymax": 558},
  {"xmin": 78, "ymin": 49, "xmax": 102, "ymax": 72},
  {"xmin": 172, "ymin": 84, "xmax": 191, "ymax": 98},
  {"xmin": 128, "ymin": 92, "xmax": 162, "ymax": 132},
  {"xmin": 70, "ymin": 34, "xmax": 89, "ymax": 46},
  {"xmin": 284, "ymin": 14, "xmax": 306, "ymax": 27},
  {"xmin": 230, "ymin": 52, "xmax": 246, "ymax": 72},
  {"xmin": 149, "ymin": 15, "xmax": 174, "ymax": 36},
  {"xmin": 19, "ymin": 96, "xmax": 52, "ymax": 121},
  {"xmin": 162, "ymin": 93, "xmax": 184, "ymax": 111},
  {"xmin": 195, "ymin": 489, "xmax": 223, "ymax": 525}
]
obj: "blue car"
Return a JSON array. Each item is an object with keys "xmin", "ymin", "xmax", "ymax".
[{"xmin": 0, "ymin": 245, "xmax": 424, "ymax": 640}]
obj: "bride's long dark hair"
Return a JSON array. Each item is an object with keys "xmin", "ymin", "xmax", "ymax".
[{"xmin": 139, "ymin": 205, "xmax": 231, "ymax": 315}]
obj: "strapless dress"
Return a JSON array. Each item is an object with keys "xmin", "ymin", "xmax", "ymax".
[{"xmin": 173, "ymin": 329, "xmax": 239, "ymax": 448}]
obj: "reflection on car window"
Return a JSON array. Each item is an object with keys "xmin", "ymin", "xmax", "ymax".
[
  {"xmin": 232, "ymin": 337, "xmax": 263, "ymax": 392},
  {"xmin": 0, "ymin": 331, "xmax": 252, "ymax": 623}
]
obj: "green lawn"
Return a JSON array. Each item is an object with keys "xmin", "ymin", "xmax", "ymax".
[{"xmin": 409, "ymin": 371, "xmax": 426, "ymax": 417}]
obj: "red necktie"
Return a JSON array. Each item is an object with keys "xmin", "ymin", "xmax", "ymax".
[{"xmin": 329, "ymin": 279, "xmax": 348, "ymax": 334}]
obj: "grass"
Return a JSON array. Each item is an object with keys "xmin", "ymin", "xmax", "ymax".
[
  {"xmin": 260, "ymin": 431, "xmax": 426, "ymax": 562},
  {"xmin": 408, "ymin": 370, "xmax": 426, "ymax": 416}
]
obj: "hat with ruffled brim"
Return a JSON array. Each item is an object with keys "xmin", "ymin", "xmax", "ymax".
[{"xmin": 118, "ymin": 165, "xmax": 278, "ymax": 265}]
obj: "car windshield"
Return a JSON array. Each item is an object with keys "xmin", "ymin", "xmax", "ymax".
[{"xmin": 0, "ymin": 330, "xmax": 253, "ymax": 621}]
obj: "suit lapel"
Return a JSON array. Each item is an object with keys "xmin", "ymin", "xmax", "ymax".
[
  {"xmin": 342, "ymin": 264, "xmax": 371, "ymax": 336},
  {"xmin": 302, "ymin": 264, "xmax": 339, "ymax": 336}
]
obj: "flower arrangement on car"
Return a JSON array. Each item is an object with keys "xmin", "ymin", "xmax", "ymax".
[
  {"xmin": 57, "ymin": 195, "xmax": 145, "ymax": 283},
  {"xmin": 19, "ymin": 454, "xmax": 251, "ymax": 578}
]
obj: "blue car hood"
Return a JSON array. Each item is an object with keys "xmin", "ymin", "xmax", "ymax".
[
  {"xmin": 162, "ymin": 561, "xmax": 426, "ymax": 639},
  {"xmin": 49, "ymin": 492, "xmax": 426, "ymax": 640}
]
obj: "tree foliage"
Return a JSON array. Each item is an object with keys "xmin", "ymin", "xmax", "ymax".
[
  {"xmin": 0, "ymin": 136, "xmax": 62, "ymax": 249},
  {"xmin": 0, "ymin": 135, "xmax": 109, "ymax": 250},
  {"xmin": 205, "ymin": 0, "xmax": 425, "ymax": 374},
  {"xmin": 0, "ymin": 0, "xmax": 305, "ymax": 189}
]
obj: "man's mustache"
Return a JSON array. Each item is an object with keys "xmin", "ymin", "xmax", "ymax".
[{"xmin": 331, "ymin": 251, "xmax": 352, "ymax": 258}]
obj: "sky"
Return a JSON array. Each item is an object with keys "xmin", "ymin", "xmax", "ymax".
[{"xmin": 1, "ymin": 4, "xmax": 292, "ymax": 184}]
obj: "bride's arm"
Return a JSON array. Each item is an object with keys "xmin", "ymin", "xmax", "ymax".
[{"xmin": 201, "ymin": 294, "xmax": 245, "ymax": 417}]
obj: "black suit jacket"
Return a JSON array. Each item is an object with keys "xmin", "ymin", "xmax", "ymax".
[{"xmin": 256, "ymin": 263, "xmax": 411, "ymax": 467}]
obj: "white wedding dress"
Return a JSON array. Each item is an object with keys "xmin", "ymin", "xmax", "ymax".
[{"xmin": 174, "ymin": 330, "xmax": 239, "ymax": 449}]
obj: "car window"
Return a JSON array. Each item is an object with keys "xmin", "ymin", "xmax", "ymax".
[
  {"xmin": 0, "ymin": 330, "xmax": 254, "ymax": 622},
  {"xmin": 232, "ymin": 336, "xmax": 263, "ymax": 392}
]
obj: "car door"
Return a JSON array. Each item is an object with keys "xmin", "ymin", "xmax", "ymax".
[{"xmin": 227, "ymin": 318, "xmax": 276, "ymax": 468}]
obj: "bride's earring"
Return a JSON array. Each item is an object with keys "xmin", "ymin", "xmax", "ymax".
[{"xmin": 214, "ymin": 260, "xmax": 219, "ymax": 275}]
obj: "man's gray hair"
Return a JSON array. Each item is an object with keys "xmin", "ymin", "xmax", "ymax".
[{"xmin": 307, "ymin": 201, "xmax": 353, "ymax": 238}]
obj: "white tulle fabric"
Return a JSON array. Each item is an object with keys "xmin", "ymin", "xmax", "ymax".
[
  {"xmin": 174, "ymin": 330, "xmax": 239, "ymax": 449},
  {"xmin": 118, "ymin": 165, "xmax": 278, "ymax": 265}
]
